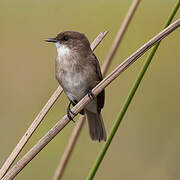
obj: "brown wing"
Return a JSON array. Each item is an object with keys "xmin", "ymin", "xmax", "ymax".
[{"xmin": 91, "ymin": 53, "xmax": 105, "ymax": 113}]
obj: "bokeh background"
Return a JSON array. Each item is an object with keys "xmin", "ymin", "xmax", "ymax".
[{"xmin": 1, "ymin": 0, "xmax": 180, "ymax": 179}]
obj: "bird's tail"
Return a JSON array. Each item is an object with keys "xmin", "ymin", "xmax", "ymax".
[{"xmin": 85, "ymin": 110, "xmax": 107, "ymax": 142}]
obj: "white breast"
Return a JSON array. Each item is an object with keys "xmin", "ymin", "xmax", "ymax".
[
  {"xmin": 65, "ymin": 72, "xmax": 88, "ymax": 101},
  {"xmin": 55, "ymin": 42, "xmax": 70, "ymax": 57},
  {"xmin": 55, "ymin": 43, "xmax": 88, "ymax": 101},
  {"xmin": 64, "ymin": 71, "xmax": 88, "ymax": 101}
]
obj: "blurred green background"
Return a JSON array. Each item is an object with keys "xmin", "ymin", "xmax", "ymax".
[{"xmin": 0, "ymin": 0, "xmax": 180, "ymax": 179}]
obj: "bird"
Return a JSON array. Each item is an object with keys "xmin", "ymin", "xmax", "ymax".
[{"xmin": 45, "ymin": 31, "xmax": 106, "ymax": 141}]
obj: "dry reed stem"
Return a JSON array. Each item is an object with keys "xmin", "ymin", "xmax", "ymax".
[
  {"xmin": 0, "ymin": 31, "xmax": 108, "ymax": 179},
  {"xmin": 53, "ymin": 115, "xmax": 84, "ymax": 180},
  {"xmin": 101, "ymin": 0, "xmax": 140, "ymax": 74},
  {"xmin": 2, "ymin": 19, "xmax": 180, "ymax": 180},
  {"xmin": 0, "ymin": 86, "xmax": 63, "ymax": 179},
  {"xmin": 53, "ymin": 0, "xmax": 141, "ymax": 179}
]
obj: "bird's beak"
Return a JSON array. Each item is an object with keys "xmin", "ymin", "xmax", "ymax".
[{"xmin": 44, "ymin": 38, "xmax": 57, "ymax": 43}]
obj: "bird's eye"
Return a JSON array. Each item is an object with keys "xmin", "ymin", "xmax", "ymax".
[{"xmin": 63, "ymin": 36, "xmax": 69, "ymax": 41}]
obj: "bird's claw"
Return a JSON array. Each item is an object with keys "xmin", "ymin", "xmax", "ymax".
[
  {"xmin": 67, "ymin": 101, "xmax": 76, "ymax": 122},
  {"xmin": 88, "ymin": 90, "xmax": 95, "ymax": 100},
  {"xmin": 67, "ymin": 110, "xmax": 75, "ymax": 123}
]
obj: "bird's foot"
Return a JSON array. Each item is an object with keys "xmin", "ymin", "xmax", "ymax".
[
  {"xmin": 88, "ymin": 89, "xmax": 95, "ymax": 100},
  {"xmin": 67, "ymin": 101, "xmax": 76, "ymax": 122}
]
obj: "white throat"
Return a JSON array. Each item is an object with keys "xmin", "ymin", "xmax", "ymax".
[{"xmin": 55, "ymin": 42, "xmax": 70, "ymax": 57}]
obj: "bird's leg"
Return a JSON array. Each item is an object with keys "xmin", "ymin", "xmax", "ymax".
[
  {"xmin": 67, "ymin": 90, "xmax": 95, "ymax": 120},
  {"xmin": 67, "ymin": 101, "xmax": 76, "ymax": 122},
  {"xmin": 71, "ymin": 100, "xmax": 85, "ymax": 115},
  {"xmin": 88, "ymin": 89, "xmax": 95, "ymax": 100},
  {"xmin": 71, "ymin": 100, "xmax": 78, "ymax": 106}
]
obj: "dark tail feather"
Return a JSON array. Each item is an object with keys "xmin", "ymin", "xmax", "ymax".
[{"xmin": 85, "ymin": 110, "xmax": 106, "ymax": 142}]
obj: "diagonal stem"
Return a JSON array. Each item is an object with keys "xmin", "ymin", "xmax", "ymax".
[
  {"xmin": 2, "ymin": 19, "xmax": 180, "ymax": 180},
  {"xmin": 0, "ymin": 31, "xmax": 108, "ymax": 179},
  {"xmin": 0, "ymin": 86, "xmax": 63, "ymax": 179},
  {"xmin": 53, "ymin": 0, "xmax": 141, "ymax": 179},
  {"xmin": 87, "ymin": 1, "xmax": 180, "ymax": 179},
  {"xmin": 101, "ymin": 0, "xmax": 141, "ymax": 74}
]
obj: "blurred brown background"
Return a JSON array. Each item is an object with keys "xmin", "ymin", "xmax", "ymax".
[{"xmin": 0, "ymin": 0, "xmax": 180, "ymax": 179}]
